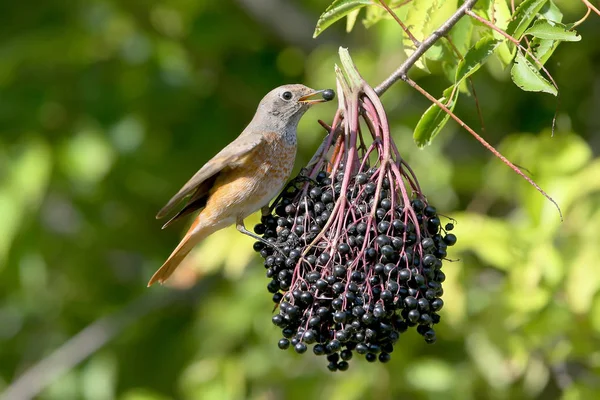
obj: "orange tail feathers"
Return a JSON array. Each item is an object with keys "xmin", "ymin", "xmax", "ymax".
[{"xmin": 148, "ymin": 222, "xmax": 210, "ymax": 287}]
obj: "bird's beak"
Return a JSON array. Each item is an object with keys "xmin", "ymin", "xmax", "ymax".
[{"xmin": 298, "ymin": 89, "xmax": 330, "ymax": 105}]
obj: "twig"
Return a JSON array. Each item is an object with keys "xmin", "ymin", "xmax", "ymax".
[
  {"xmin": 368, "ymin": 0, "xmax": 562, "ymax": 219},
  {"xmin": 1, "ymin": 280, "xmax": 213, "ymax": 400},
  {"xmin": 465, "ymin": 9, "xmax": 560, "ymax": 134},
  {"xmin": 573, "ymin": 7, "xmax": 591, "ymax": 28},
  {"xmin": 464, "ymin": 10, "xmax": 558, "ymax": 91},
  {"xmin": 404, "ymin": 77, "xmax": 563, "ymax": 220},
  {"xmin": 582, "ymin": 0, "xmax": 600, "ymax": 17},
  {"xmin": 377, "ymin": 0, "xmax": 420, "ymax": 47},
  {"xmin": 374, "ymin": 0, "xmax": 479, "ymax": 96},
  {"xmin": 444, "ymin": 37, "xmax": 487, "ymax": 135}
]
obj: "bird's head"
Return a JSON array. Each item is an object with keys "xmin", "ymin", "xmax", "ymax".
[{"xmin": 256, "ymin": 84, "xmax": 335, "ymax": 128}]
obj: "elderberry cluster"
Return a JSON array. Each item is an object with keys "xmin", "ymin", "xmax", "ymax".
[{"xmin": 253, "ymin": 169, "xmax": 456, "ymax": 371}]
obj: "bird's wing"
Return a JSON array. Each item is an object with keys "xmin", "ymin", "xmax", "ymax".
[
  {"xmin": 156, "ymin": 132, "xmax": 264, "ymax": 219},
  {"xmin": 158, "ymin": 174, "xmax": 217, "ymax": 228}
]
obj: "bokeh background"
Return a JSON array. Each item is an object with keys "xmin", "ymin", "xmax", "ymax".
[{"xmin": 1, "ymin": 1, "xmax": 600, "ymax": 399}]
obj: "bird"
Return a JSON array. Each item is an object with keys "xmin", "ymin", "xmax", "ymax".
[{"xmin": 148, "ymin": 84, "xmax": 335, "ymax": 286}]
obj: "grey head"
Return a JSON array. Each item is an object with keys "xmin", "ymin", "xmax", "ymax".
[{"xmin": 248, "ymin": 84, "xmax": 332, "ymax": 144}]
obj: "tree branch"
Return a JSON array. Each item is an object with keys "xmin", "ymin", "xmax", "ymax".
[{"xmin": 374, "ymin": 0, "xmax": 479, "ymax": 96}]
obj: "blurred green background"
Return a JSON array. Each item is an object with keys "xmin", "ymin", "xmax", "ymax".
[{"xmin": 1, "ymin": 1, "xmax": 600, "ymax": 399}]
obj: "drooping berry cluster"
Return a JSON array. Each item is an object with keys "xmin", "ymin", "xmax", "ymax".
[{"xmin": 253, "ymin": 168, "xmax": 456, "ymax": 371}]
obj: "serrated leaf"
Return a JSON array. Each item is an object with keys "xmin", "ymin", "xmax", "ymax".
[
  {"xmin": 474, "ymin": 0, "xmax": 511, "ymax": 28},
  {"xmin": 506, "ymin": 0, "xmax": 548, "ymax": 39},
  {"xmin": 428, "ymin": 0, "xmax": 459, "ymax": 28},
  {"xmin": 524, "ymin": 20, "xmax": 580, "ymax": 41},
  {"xmin": 414, "ymin": 35, "xmax": 493, "ymax": 147},
  {"xmin": 455, "ymin": 37, "xmax": 502, "ymax": 83},
  {"xmin": 413, "ymin": 86, "xmax": 459, "ymax": 147},
  {"xmin": 441, "ymin": 16, "xmax": 474, "ymax": 82},
  {"xmin": 491, "ymin": 0, "xmax": 514, "ymax": 67},
  {"xmin": 362, "ymin": 0, "xmax": 411, "ymax": 28},
  {"xmin": 401, "ymin": 0, "xmax": 458, "ymax": 72},
  {"xmin": 510, "ymin": 51, "xmax": 557, "ymax": 95},
  {"xmin": 493, "ymin": 0, "xmax": 512, "ymax": 29},
  {"xmin": 402, "ymin": 0, "xmax": 437, "ymax": 71},
  {"xmin": 529, "ymin": 37, "xmax": 559, "ymax": 65},
  {"xmin": 313, "ymin": 0, "xmax": 373, "ymax": 38}
]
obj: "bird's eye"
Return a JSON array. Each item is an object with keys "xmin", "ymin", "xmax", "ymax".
[{"xmin": 281, "ymin": 91, "xmax": 293, "ymax": 101}]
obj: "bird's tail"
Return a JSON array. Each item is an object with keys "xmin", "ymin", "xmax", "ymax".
[{"xmin": 147, "ymin": 220, "xmax": 211, "ymax": 287}]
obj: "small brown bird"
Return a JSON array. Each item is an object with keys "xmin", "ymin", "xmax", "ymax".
[{"xmin": 148, "ymin": 84, "xmax": 334, "ymax": 286}]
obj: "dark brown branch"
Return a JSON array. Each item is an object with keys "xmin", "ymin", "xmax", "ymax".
[{"xmin": 374, "ymin": 0, "xmax": 479, "ymax": 96}]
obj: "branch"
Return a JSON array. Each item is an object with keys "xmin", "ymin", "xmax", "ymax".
[
  {"xmin": 582, "ymin": 0, "xmax": 600, "ymax": 17},
  {"xmin": 374, "ymin": 0, "xmax": 479, "ymax": 96},
  {"xmin": 404, "ymin": 77, "xmax": 562, "ymax": 220},
  {"xmin": 377, "ymin": 0, "xmax": 420, "ymax": 47}
]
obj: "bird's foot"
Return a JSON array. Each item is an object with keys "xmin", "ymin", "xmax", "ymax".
[{"xmin": 236, "ymin": 221, "xmax": 286, "ymax": 256}]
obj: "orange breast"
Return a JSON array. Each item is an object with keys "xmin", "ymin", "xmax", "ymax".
[{"xmin": 201, "ymin": 132, "xmax": 296, "ymax": 221}]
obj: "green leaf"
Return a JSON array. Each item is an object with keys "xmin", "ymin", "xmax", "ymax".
[
  {"xmin": 529, "ymin": 37, "xmax": 560, "ymax": 65},
  {"xmin": 524, "ymin": 20, "xmax": 580, "ymax": 41},
  {"xmin": 506, "ymin": 0, "xmax": 548, "ymax": 39},
  {"xmin": 401, "ymin": 0, "xmax": 437, "ymax": 71},
  {"xmin": 362, "ymin": 5, "xmax": 387, "ymax": 28},
  {"xmin": 441, "ymin": 42, "xmax": 459, "ymax": 83},
  {"xmin": 346, "ymin": 8, "xmax": 361, "ymax": 32},
  {"xmin": 491, "ymin": 0, "xmax": 514, "ymax": 67},
  {"xmin": 448, "ymin": 14, "xmax": 474, "ymax": 56},
  {"xmin": 362, "ymin": 0, "xmax": 410, "ymax": 28},
  {"xmin": 428, "ymin": 0, "xmax": 459, "ymax": 29},
  {"xmin": 471, "ymin": 1, "xmax": 513, "ymax": 67},
  {"xmin": 424, "ymin": 43, "xmax": 444, "ymax": 61},
  {"xmin": 441, "ymin": 17, "xmax": 474, "ymax": 83},
  {"xmin": 455, "ymin": 37, "xmax": 502, "ymax": 83},
  {"xmin": 494, "ymin": 43, "xmax": 514, "ymax": 69},
  {"xmin": 510, "ymin": 51, "xmax": 557, "ymax": 95},
  {"xmin": 540, "ymin": 0, "xmax": 563, "ymax": 22},
  {"xmin": 493, "ymin": 0, "xmax": 512, "ymax": 29},
  {"xmin": 413, "ymin": 86, "xmax": 459, "ymax": 147},
  {"xmin": 525, "ymin": 20, "xmax": 576, "ymax": 67},
  {"xmin": 400, "ymin": 0, "xmax": 459, "ymax": 72},
  {"xmin": 402, "ymin": 0, "xmax": 458, "ymax": 71},
  {"xmin": 313, "ymin": 0, "xmax": 373, "ymax": 38},
  {"xmin": 413, "ymin": 34, "xmax": 495, "ymax": 147},
  {"xmin": 474, "ymin": 0, "xmax": 512, "ymax": 29}
]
